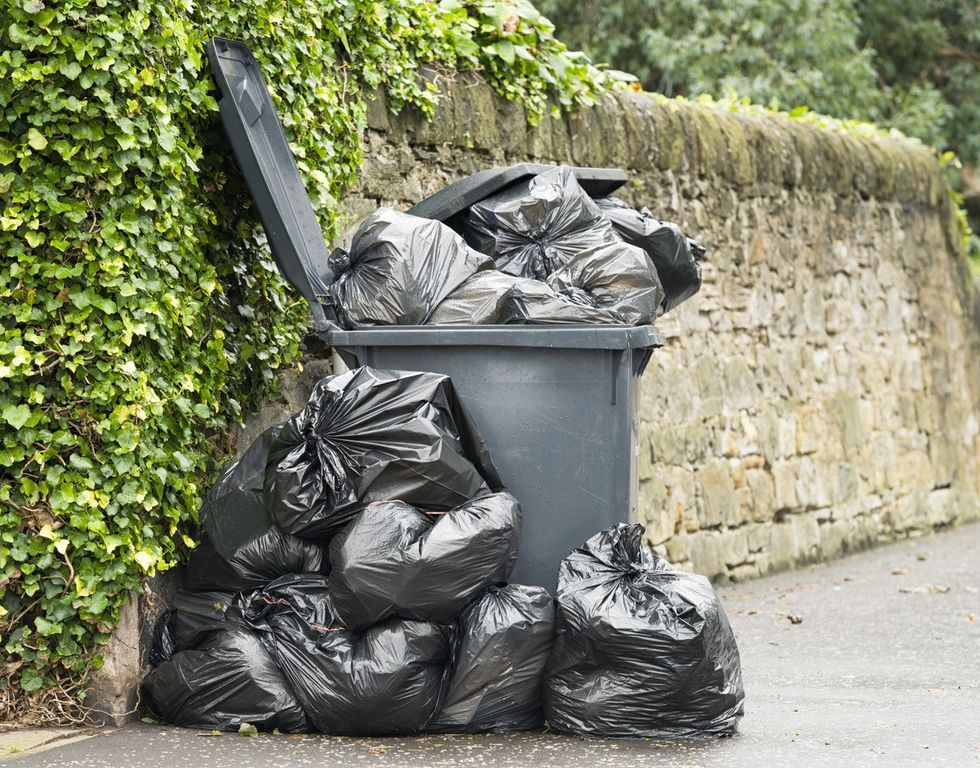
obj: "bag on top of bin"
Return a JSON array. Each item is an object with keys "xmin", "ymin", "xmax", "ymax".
[
  {"xmin": 185, "ymin": 426, "xmax": 324, "ymax": 593},
  {"xmin": 261, "ymin": 597, "xmax": 452, "ymax": 735},
  {"xmin": 428, "ymin": 584, "xmax": 555, "ymax": 733},
  {"xmin": 594, "ymin": 196, "xmax": 704, "ymax": 315},
  {"xmin": 328, "ymin": 492, "xmax": 521, "ymax": 630},
  {"xmin": 546, "ymin": 241, "xmax": 666, "ymax": 326},
  {"xmin": 466, "ymin": 165, "xmax": 621, "ymax": 280},
  {"xmin": 544, "ymin": 524, "xmax": 744, "ymax": 738},
  {"xmin": 428, "ymin": 270, "xmax": 626, "ymax": 326},
  {"xmin": 329, "ymin": 207, "xmax": 492, "ymax": 328},
  {"xmin": 143, "ymin": 623, "xmax": 311, "ymax": 733},
  {"xmin": 265, "ymin": 366, "xmax": 502, "ymax": 539}
]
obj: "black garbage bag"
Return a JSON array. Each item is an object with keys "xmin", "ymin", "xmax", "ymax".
[
  {"xmin": 166, "ymin": 590, "xmax": 235, "ymax": 653},
  {"xmin": 594, "ymin": 197, "xmax": 703, "ymax": 314},
  {"xmin": 544, "ymin": 524, "xmax": 744, "ymax": 738},
  {"xmin": 466, "ymin": 165, "xmax": 621, "ymax": 280},
  {"xmin": 185, "ymin": 426, "xmax": 324, "ymax": 592},
  {"xmin": 264, "ymin": 610, "xmax": 452, "ymax": 735},
  {"xmin": 428, "ymin": 270, "xmax": 626, "ymax": 326},
  {"xmin": 328, "ymin": 492, "xmax": 521, "ymax": 630},
  {"xmin": 428, "ymin": 584, "xmax": 555, "ymax": 733},
  {"xmin": 546, "ymin": 242, "xmax": 665, "ymax": 326},
  {"xmin": 238, "ymin": 573, "xmax": 339, "ymax": 631},
  {"xmin": 265, "ymin": 366, "xmax": 502, "ymax": 539},
  {"xmin": 143, "ymin": 624, "xmax": 311, "ymax": 733},
  {"xmin": 148, "ymin": 611, "xmax": 177, "ymax": 666},
  {"xmin": 329, "ymin": 207, "xmax": 492, "ymax": 328}
]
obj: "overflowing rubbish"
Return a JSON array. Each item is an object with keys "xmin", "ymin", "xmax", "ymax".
[
  {"xmin": 166, "ymin": 37, "xmax": 731, "ymax": 740},
  {"xmin": 327, "ymin": 166, "xmax": 699, "ymax": 329},
  {"xmin": 147, "ymin": 366, "xmax": 550, "ymax": 736},
  {"xmin": 544, "ymin": 524, "xmax": 745, "ymax": 738}
]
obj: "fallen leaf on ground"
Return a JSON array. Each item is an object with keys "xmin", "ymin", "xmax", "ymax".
[{"xmin": 891, "ymin": 568, "xmax": 908, "ymax": 575}]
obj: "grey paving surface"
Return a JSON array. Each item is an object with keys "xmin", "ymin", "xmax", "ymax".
[{"xmin": 7, "ymin": 523, "xmax": 979, "ymax": 768}]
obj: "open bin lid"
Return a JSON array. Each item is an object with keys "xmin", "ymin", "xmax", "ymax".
[{"xmin": 206, "ymin": 37, "xmax": 335, "ymax": 328}]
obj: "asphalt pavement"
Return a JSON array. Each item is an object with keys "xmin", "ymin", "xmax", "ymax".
[{"xmin": 5, "ymin": 522, "xmax": 978, "ymax": 768}]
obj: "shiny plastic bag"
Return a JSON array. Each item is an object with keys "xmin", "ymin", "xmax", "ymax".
[
  {"xmin": 265, "ymin": 366, "xmax": 502, "ymax": 539},
  {"xmin": 186, "ymin": 426, "xmax": 324, "ymax": 592},
  {"xmin": 238, "ymin": 573, "xmax": 338, "ymax": 631},
  {"xmin": 595, "ymin": 197, "xmax": 703, "ymax": 314},
  {"xmin": 429, "ymin": 270, "xmax": 625, "ymax": 326},
  {"xmin": 466, "ymin": 166, "xmax": 620, "ymax": 280},
  {"xmin": 429, "ymin": 584, "xmax": 555, "ymax": 733},
  {"xmin": 544, "ymin": 524, "xmax": 744, "ymax": 738},
  {"xmin": 329, "ymin": 207, "xmax": 491, "ymax": 328},
  {"xmin": 546, "ymin": 242, "xmax": 665, "ymax": 326},
  {"xmin": 143, "ymin": 624, "xmax": 311, "ymax": 733},
  {"xmin": 328, "ymin": 493, "xmax": 521, "ymax": 630},
  {"xmin": 264, "ymin": 609, "xmax": 452, "ymax": 736}
]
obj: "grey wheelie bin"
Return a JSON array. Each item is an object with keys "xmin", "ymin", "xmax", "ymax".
[{"xmin": 206, "ymin": 37, "xmax": 663, "ymax": 588}]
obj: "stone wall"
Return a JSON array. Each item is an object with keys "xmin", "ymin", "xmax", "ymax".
[{"xmin": 320, "ymin": 76, "xmax": 980, "ymax": 581}]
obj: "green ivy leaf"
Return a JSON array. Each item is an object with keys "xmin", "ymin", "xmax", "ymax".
[
  {"xmin": 27, "ymin": 128, "xmax": 48, "ymax": 151},
  {"xmin": 3, "ymin": 404, "xmax": 31, "ymax": 430}
]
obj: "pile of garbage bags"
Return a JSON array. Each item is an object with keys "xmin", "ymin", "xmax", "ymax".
[
  {"xmin": 145, "ymin": 367, "xmax": 743, "ymax": 738},
  {"xmin": 145, "ymin": 366, "xmax": 555, "ymax": 735},
  {"xmin": 326, "ymin": 165, "xmax": 703, "ymax": 328}
]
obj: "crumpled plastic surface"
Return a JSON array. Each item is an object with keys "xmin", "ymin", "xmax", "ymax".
[
  {"xmin": 428, "ymin": 584, "xmax": 555, "ymax": 733},
  {"xmin": 466, "ymin": 166, "xmax": 620, "ymax": 280},
  {"xmin": 265, "ymin": 366, "xmax": 502, "ymax": 538},
  {"xmin": 151, "ymin": 590, "xmax": 238, "ymax": 661},
  {"xmin": 329, "ymin": 207, "xmax": 492, "ymax": 328},
  {"xmin": 328, "ymin": 493, "xmax": 521, "ymax": 630},
  {"xmin": 546, "ymin": 242, "xmax": 665, "ymax": 326},
  {"xmin": 595, "ymin": 196, "xmax": 703, "ymax": 315},
  {"xmin": 185, "ymin": 426, "xmax": 324, "ymax": 592},
  {"xmin": 144, "ymin": 625, "xmax": 311, "ymax": 733},
  {"xmin": 544, "ymin": 524, "xmax": 744, "ymax": 738},
  {"xmin": 429, "ymin": 270, "xmax": 625, "ymax": 325},
  {"xmin": 263, "ymin": 605, "xmax": 452, "ymax": 736}
]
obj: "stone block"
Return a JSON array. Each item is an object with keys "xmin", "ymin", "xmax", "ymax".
[
  {"xmin": 772, "ymin": 460, "xmax": 799, "ymax": 511},
  {"xmin": 720, "ymin": 528, "xmax": 750, "ymax": 567},
  {"xmin": 697, "ymin": 458, "xmax": 738, "ymax": 528},
  {"xmin": 685, "ymin": 531, "xmax": 727, "ymax": 581},
  {"xmin": 86, "ymin": 594, "xmax": 140, "ymax": 726}
]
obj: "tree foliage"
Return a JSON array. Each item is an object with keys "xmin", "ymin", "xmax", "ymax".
[
  {"xmin": 0, "ymin": 0, "xmax": 617, "ymax": 717},
  {"xmin": 539, "ymin": 0, "xmax": 979, "ymax": 166}
]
